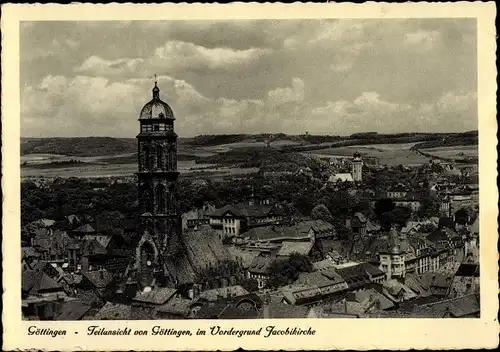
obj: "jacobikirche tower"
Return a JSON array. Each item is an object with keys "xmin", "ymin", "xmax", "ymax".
[{"xmin": 133, "ymin": 76, "xmax": 182, "ymax": 286}]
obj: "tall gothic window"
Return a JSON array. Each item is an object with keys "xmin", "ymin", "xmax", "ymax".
[
  {"xmin": 148, "ymin": 146, "xmax": 155, "ymax": 170},
  {"xmin": 143, "ymin": 186, "xmax": 153, "ymax": 213},
  {"xmin": 168, "ymin": 184, "xmax": 175, "ymax": 213},
  {"xmin": 143, "ymin": 145, "xmax": 150, "ymax": 171},
  {"xmin": 156, "ymin": 184, "xmax": 165, "ymax": 213},
  {"xmin": 167, "ymin": 144, "xmax": 175, "ymax": 170},
  {"xmin": 156, "ymin": 147, "xmax": 163, "ymax": 170}
]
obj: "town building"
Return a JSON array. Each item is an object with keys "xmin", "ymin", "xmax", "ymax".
[{"xmin": 351, "ymin": 152, "xmax": 363, "ymax": 182}]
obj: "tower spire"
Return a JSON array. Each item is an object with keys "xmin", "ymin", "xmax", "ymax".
[{"xmin": 152, "ymin": 74, "xmax": 160, "ymax": 99}]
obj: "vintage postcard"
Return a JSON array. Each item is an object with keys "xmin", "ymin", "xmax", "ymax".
[{"xmin": 2, "ymin": 2, "xmax": 498, "ymax": 351}]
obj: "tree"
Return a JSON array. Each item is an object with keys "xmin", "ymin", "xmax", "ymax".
[
  {"xmin": 374, "ymin": 198, "xmax": 395, "ymax": 230},
  {"xmin": 454, "ymin": 208, "xmax": 470, "ymax": 225},
  {"xmin": 418, "ymin": 197, "xmax": 441, "ymax": 219},
  {"xmin": 266, "ymin": 253, "xmax": 313, "ymax": 289},
  {"xmin": 310, "ymin": 204, "xmax": 333, "ymax": 223},
  {"xmin": 390, "ymin": 206, "xmax": 412, "ymax": 228}
]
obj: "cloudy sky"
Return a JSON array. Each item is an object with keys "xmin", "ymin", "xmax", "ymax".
[{"xmin": 20, "ymin": 19, "xmax": 477, "ymax": 138}]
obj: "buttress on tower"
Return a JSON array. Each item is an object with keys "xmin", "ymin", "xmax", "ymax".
[{"xmin": 133, "ymin": 78, "xmax": 182, "ymax": 286}]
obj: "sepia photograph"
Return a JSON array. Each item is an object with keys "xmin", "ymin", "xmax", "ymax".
[
  {"xmin": 19, "ymin": 17, "xmax": 482, "ymax": 321},
  {"xmin": 2, "ymin": 2, "xmax": 498, "ymax": 351}
]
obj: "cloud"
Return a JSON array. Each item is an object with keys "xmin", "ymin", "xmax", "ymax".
[
  {"xmin": 23, "ymin": 38, "xmax": 80, "ymax": 61},
  {"xmin": 310, "ymin": 90, "xmax": 476, "ymax": 134},
  {"xmin": 76, "ymin": 40, "xmax": 272, "ymax": 78},
  {"xmin": 267, "ymin": 78, "xmax": 305, "ymax": 106},
  {"xmin": 404, "ymin": 30, "xmax": 441, "ymax": 51},
  {"xmin": 20, "ymin": 19, "xmax": 477, "ymax": 137},
  {"xmin": 76, "ymin": 56, "xmax": 145, "ymax": 76}
]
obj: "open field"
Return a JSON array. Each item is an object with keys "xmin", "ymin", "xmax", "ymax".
[
  {"xmin": 21, "ymin": 158, "xmax": 257, "ymax": 178},
  {"xmin": 419, "ymin": 145, "xmax": 478, "ymax": 159},
  {"xmin": 304, "ymin": 144, "xmax": 431, "ymax": 166}
]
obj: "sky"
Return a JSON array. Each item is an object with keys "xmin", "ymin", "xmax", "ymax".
[{"xmin": 20, "ymin": 19, "xmax": 477, "ymax": 138}]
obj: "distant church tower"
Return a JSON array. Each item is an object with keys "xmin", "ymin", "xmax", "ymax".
[
  {"xmin": 133, "ymin": 76, "xmax": 181, "ymax": 286},
  {"xmin": 352, "ymin": 151, "xmax": 363, "ymax": 182}
]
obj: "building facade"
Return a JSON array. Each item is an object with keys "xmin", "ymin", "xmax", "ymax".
[
  {"xmin": 351, "ymin": 152, "xmax": 363, "ymax": 182},
  {"xmin": 133, "ymin": 80, "xmax": 182, "ymax": 286}
]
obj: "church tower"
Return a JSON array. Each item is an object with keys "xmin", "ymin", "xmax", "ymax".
[
  {"xmin": 134, "ymin": 76, "xmax": 181, "ymax": 286},
  {"xmin": 352, "ymin": 151, "xmax": 363, "ymax": 182}
]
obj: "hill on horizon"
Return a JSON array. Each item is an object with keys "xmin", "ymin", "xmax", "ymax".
[{"xmin": 21, "ymin": 131, "xmax": 478, "ymax": 157}]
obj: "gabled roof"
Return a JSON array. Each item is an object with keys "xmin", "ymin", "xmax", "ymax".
[
  {"xmin": 361, "ymin": 262, "xmax": 385, "ymax": 277},
  {"xmin": 133, "ymin": 287, "xmax": 177, "ymax": 305},
  {"xmin": 83, "ymin": 234, "xmax": 112, "ymax": 249},
  {"xmin": 22, "ymin": 246, "xmax": 42, "ymax": 259},
  {"xmin": 197, "ymin": 285, "xmax": 249, "ymax": 302},
  {"xmin": 328, "ymin": 173, "xmax": 354, "ymax": 183},
  {"xmin": 56, "ymin": 301, "xmax": 91, "ymax": 320},
  {"xmin": 208, "ymin": 203, "xmax": 272, "ymax": 218},
  {"xmin": 313, "ymin": 259, "xmax": 336, "ymax": 272},
  {"xmin": 294, "ymin": 271, "xmax": 335, "ymax": 288},
  {"xmin": 259, "ymin": 302, "xmax": 310, "ymax": 318},
  {"xmin": 277, "ymin": 241, "xmax": 313, "ymax": 257},
  {"xmin": 82, "ymin": 270, "xmax": 114, "ymax": 289},
  {"xmin": 23, "ymin": 270, "xmax": 63, "ymax": 295},
  {"xmin": 92, "ymin": 302, "xmax": 153, "ymax": 320},
  {"xmin": 412, "ymin": 293, "xmax": 480, "ymax": 318},
  {"xmin": 82, "ymin": 239, "xmax": 107, "ymax": 256},
  {"xmin": 157, "ymin": 297, "xmax": 191, "ymax": 316},
  {"xmin": 351, "ymin": 289, "xmax": 395, "ymax": 310}
]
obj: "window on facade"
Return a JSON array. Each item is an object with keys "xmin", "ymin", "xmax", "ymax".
[
  {"xmin": 156, "ymin": 184, "xmax": 165, "ymax": 212},
  {"xmin": 156, "ymin": 148, "xmax": 163, "ymax": 169},
  {"xmin": 143, "ymin": 187, "xmax": 153, "ymax": 213}
]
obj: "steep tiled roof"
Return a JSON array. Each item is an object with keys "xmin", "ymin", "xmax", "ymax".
[
  {"xmin": 22, "ymin": 246, "xmax": 42, "ymax": 259},
  {"xmin": 22, "ymin": 270, "xmax": 62, "ymax": 295},
  {"xmin": 259, "ymin": 302, "xmax": 310, "ymax": 318},
  {"xmin": 82, "ymin": 270, "xmax": 114, "ymax": 289},
  {"xmin": 208, "ymin": 203, "xmax": 272, "ymax": 218},
  {"xmin": 294, "ymin": 271, "xmax": 335, "ymax": 287},
  {"xmin": 133, "ymin": 287, "xmax": 177, "ymax": 305},
  {"xmin": 162, "ymin": 226, "xmax": 233, "ymax": 286},
  {"xmin": 93, "ymin": 302, "xmax": 153, "ymax": 320},
  {"xmin": 56, "ymin": 301, "xmax": 91, "ymax": 320},
  {"xmin": 352, "ymin": 289, "xmax": 395, "ymax": 310},
  {"xmin": 242, "ymin": 220, "xmax": 335, "ymax": 242},
  {"xmin": 157, "ymin": 297, "xmax": 191, "ymax": 316},
  {"xmin": 277, "ymin": 241, "xmax": 313, "ymax": 256},
  {"xmin": 226, "ymin": 246, "xmax": 259, "ymax": 269},
  {"xmin": 313, "ymin": 259, "xmax": 336, "ymax": 271},
  {"xmin": 248, "ymin": 253, "xmax": 277, "ymax": 275},
  {"xmin": 83, "ymin": 235, "xmax": 112, "ymax": 249},
  {"xmin": 197, "ymin": 285, "xmax": 249, "ymax": 302},
  {"xmin": 382, "ymin": 280, "xmax": 418, "ymax": 301},
  {"xmin": 361, "ymin": 262, "xmax": 385, "ymax": 277},
  {"xmin": 82, "ymin": 239, "xmax": 107, "ymax": 256},
  {"xmin": 412, "ymin": 293, "xmax": 480, "ymax": 318}
]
